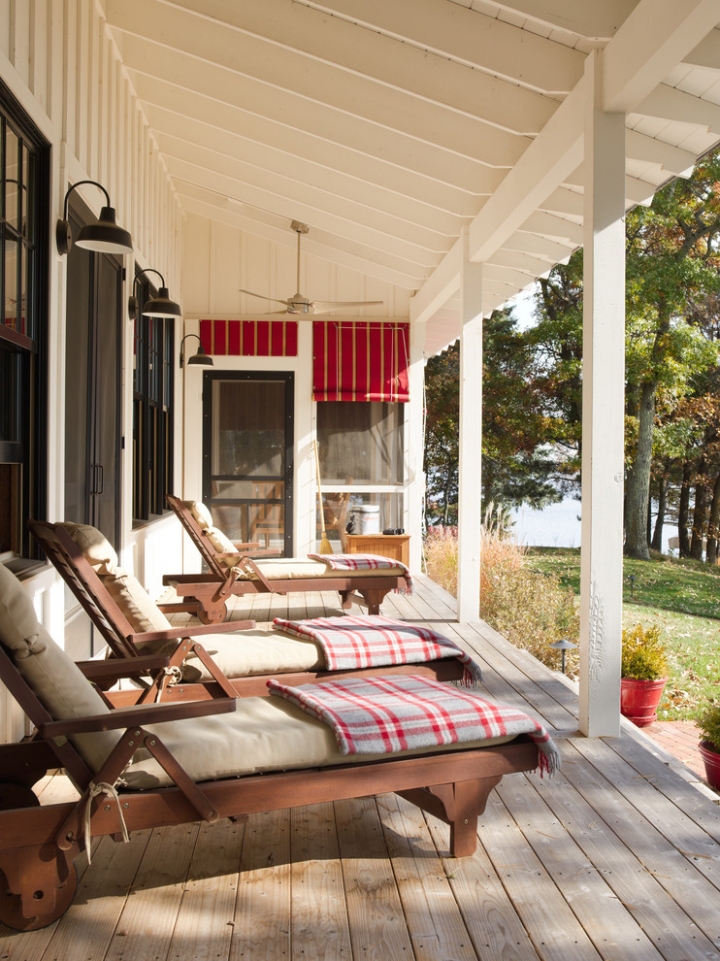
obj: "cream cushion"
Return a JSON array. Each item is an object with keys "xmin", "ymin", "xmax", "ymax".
[
  {"xmin": 58, "ymin": 522, "xmax": 119, "ymax": 576},
  {"xmin": 188, "ymin": 629, "xmax": 324, "ymax": 678},
  {"xmin": 186, "ymin": 500, "xmax": 240, "ymax": 568},
  {"xmin": 121, "ymin": 694, "xmax": 515, "ymax": 790},
  {"xmin": 239, "ymin": 558, "xmax": 406, "ymax": 580},
  {"xmin": 0, "ymin": 563, "xmax": 122, "ymax": 774}
]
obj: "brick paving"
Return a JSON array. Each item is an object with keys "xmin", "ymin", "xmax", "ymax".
[{"xmin": 644, "ymin": 720, "xmax": 706, "ymax": 779}]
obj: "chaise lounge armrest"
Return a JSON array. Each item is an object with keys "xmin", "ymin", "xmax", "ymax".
[
  {"xmin": 127, "ymin": 620, "xmax": 255, "ymax": 644},
  {"xmin": 39, "ymin": 695, "xmax": 237, "ymax": 738},
  {"xmin": 76, "ymin": 654, "xmax": 172, "ymax": 681}
]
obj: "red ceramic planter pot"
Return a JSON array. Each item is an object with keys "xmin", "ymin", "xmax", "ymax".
[
  {"xmin": 620, "ymin": 677, "xmax": 667, "ymax": 728},
  {"xmin": 699, "ymin": 740, "xmax": 720, "ymax": 790}
]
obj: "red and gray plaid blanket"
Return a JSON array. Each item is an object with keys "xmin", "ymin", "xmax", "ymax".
[
  {"xmin": 267, "ymin": 674, "xmax": 559, "ymax": 775},
  {"xmin": 307, "ymin": 553, "xmax": 413, "ymax": 594},
  {"xmin": 273, "ymin": 614, "xmax": 481, "ymax": 685}
]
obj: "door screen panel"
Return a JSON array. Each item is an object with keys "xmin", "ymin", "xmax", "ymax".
[{"xmin": 204, "ymin": 373, "xmax": 293, "ymax": 556}]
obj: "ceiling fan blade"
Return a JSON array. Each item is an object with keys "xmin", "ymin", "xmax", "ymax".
[
  {"xmin": 239, "ymin": 288, "xmax": 291, "ymax": 308},
  {"xmin": 310, "ymin": 300, "xmax": 385, "ymax": 314}
]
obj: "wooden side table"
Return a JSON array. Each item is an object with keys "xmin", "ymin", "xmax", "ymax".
[{"xmin": 344, "ymin": 533, "xmax": 410, "ymax": 567}]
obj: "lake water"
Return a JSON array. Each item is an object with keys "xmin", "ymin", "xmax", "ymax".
[{"xmin": 510, "ymin": 497, "xmax": 675, "ymax": 553}]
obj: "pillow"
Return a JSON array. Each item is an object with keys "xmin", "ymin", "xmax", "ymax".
[
  {"xmin": 0, "ymin": 563, "xmax": 122, "ymax": 775},
  {"xmin": 186, "ymin": 500, "xmax": 214, "ymax": 530},
  {"xmin": 58, "ymin": 521, "xmax": 119, "ymax": 576},
  {"xmin": 99, "ymin": 569, "xmax": 173, "ymax": 637}
]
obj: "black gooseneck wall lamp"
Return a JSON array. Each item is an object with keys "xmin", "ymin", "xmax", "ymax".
[
  {"xmin": 56, "ymin": 180, "xmax": 133, "ymax": 256},
  {"xmin": 128, "ymin": 268, "xmax": 182, "ymax": 321},
  {"xmin": 179, "ymin": 333, "xmax": 213, "ymax": 368}
]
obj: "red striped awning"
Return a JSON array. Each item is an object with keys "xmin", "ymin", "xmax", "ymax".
[
  {"xmin": 313, "ymin": 321, "xmax": 410, "ymax": 402},
  {"xmin": 199, "ymin": 319, "xmax": 298, "ymax": 357}
]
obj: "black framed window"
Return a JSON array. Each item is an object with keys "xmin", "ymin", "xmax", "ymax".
[
  {"xmin": 0, "ymin": 82, "xmax": 48, "ymax": 569},
  {"xmin": 132, "ymin": 270, "xmax": 174, "ymax": 523}
]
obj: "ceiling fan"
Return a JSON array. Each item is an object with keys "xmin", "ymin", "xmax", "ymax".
[{"xmin": 239, "ymin": 220, "xmax": 384, "ymax": 316}]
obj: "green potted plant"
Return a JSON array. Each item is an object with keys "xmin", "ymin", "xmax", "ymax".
[
  {"xmin": 697, "ymin": 702, "xmax": 720, "ymax": 790},
  {"xmin": 620, "ymin": 624, "xmax": 668, "ymax": 728}
]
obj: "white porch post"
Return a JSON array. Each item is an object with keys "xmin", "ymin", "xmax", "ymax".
[
  {"xmin": 457, "ymin": 233, "xmax": 484, "ymax": 622},
  {"xmin": 579, "ymin": 51, "xmax": 626, "ymax": 737}
]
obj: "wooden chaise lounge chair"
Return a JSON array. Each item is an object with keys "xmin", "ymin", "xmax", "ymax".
[
  {"xmin": 29, "ymin": 520, "xmax": 465, "ymax": 703},
  {"xmin": 164, "ymin": 495, "xmax": 410, "ymax": 624},
  {"xmin": 0, "ymin": 561, "xmax": 546, "ymax": 930}
]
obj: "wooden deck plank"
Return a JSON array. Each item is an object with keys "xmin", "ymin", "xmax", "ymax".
[
  {"xmin": 376, "ymin": 792, "xmax": 479, "ymax": 961},
  {"xmin": 335, "ymin": 797, "xmax": 415, "ymax": 961},
  {"xmin": 422, "ymin": 811, "xmax": 543, "ymax": 961},
  {"xmin": 102, "ymin": 824, "xmax": 201, "ymax": 961},
  {"xmin": 166, "ymin": 818, "xmax": 244, "ymax": 961},
  {"xmin": 495, "ymin": 773, "xmax": 664, "ymax": 960},
  {"xmin": 230, "ymin": 808, "xmax": 291, "ymax": 961},
  {"xmin": 289, "ymin": 802, "xmax": 352, "ymax": 960},
  {"xmin": 477, "ymin": 790, "xmax": 604, "ymax": 961}
]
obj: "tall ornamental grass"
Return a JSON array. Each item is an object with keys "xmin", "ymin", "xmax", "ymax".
[{"xmin": 424, "ymin": 515, "xmax": 579, "ymax": 676}]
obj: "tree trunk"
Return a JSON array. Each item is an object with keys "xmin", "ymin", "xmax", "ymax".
[
  {"xmin": 651, "ymin": 475, "xmax": 666, "ymax": 552},
  {"xmin": 706, "ymin": 469, "xmax": 720, "ymax": 564},
  {"xmin": 678, "ymin": 462, "xmax": 692, "ymax": 557},
  {"xmin": 624, "ymin": 382, "xmax": 655, "ymax": 560},
  {"xmin": 691, "ymin": 465, "xmax": 710, "ymax": 561}
]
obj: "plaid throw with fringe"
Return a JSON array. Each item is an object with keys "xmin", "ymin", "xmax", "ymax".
[
  {"xmin": 268, "ymin": 674, "xmax": 559, "ymax": 775},
  {"xmin": 273, "ymin": 614, "xmax": 481, "ymax": 685},
  {"xmin": 307, "ymin": 553, "xmax": 413, "ymax": 594}
]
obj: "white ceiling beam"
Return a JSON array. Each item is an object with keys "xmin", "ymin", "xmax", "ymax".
[
  {"xmin": 501, "ymin": 231, "xmax": 576, "ymax": 264},
  {"xmin": 156, "ymin": 132, "xmax": 455, "ymax": 257},
  {"xmin": 624, "ymin": 129, "xmax": 698, "ymax": 176},
  {"xmin": 603, "ymin": 0, "xmax": 720, "ymax": 112},
  {"xmin": 684, "ymin": 26, "xmax": 720, "ymax": 68},
  {"xmin": 489, "ymin": 0, "xmax": 642, "ymax": 42},
  {"xmin": 130, "ymin": 72, "xmax": 499, "ymax": 210},
  {"xmin": 409, "ymin": 238, "xmax": 463, "ymax": 322},
  {"xmin": 146, "ymin": 105, "xmax": 472, "ymax": 238},
  {"xmin": 106, "ymin": 0, "xmax": 530, "ymax": 167},
  {"xmin": 167, "ymin": 156, "xmax": 444, "ymax": 271},
  {"xmin": 301, "ymin": 0, "xmax": 585, "ymax": 93},
  {"xmin": 488, "ymin": 249, "xmax": 557, "ymax": 276},
  {"xmin": 179, "ymin": 193, "xmax": 426, "ymax": 288},
  {"xmin": 636, "ymin": 83, "xmax": 720, "ymax": 134},
  {"xmin": 120, "ymin": 39, "xmax": 507, "ymax": 193},
  {"xmin": 161, "ymin": 0, "xmax": 559, "ymax": 136}
]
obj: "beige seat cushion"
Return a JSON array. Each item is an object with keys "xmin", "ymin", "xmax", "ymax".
[
  {"xmin": 188, "ymin": 629, "xmax": 324, "ymax": 678},
  {"xmin": 240, "ymin": 558, "xmax": 406, "ymax": 580},
  {"xmin": 186, "ymin": 500, "xmax": 241, "ymax": 568},
  {"xmin": 0, "ymin": 563, "xmax": 122, "ymax": 775},
  {"xmin": 121, "ymin": 694, "xmax": 515, "ymax": 790},
  {"xmin": 58, "ymin": 522, "xmax": 119, "ymax": 576}
]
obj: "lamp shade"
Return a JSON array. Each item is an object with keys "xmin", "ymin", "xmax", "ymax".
[
  {"xmin": 74, "ymin": 206, "xmax": 133, "ymax": 255},
  {"xmin": 56, "ymin": 181, "xmax": 133, "ymax": 256},
  {"xmin": 142, "ymin": 286, "xmax": 182, "ymax": 318},
  {"xmin": 187, "ymin": 345, "xmax": 214, "ymax": 366}
]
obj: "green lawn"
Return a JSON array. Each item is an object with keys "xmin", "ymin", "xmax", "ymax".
[{"xmin": 526, "ymin": 547, "xmax": 720, "ymax": 721}]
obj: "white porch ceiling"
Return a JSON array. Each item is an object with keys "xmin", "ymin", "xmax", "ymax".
[{"xmin": 101, "ymin": 0, "xmax": 720, "ymax": 355}]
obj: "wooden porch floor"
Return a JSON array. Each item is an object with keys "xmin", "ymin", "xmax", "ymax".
[{"xmin": 3, "ymin": 574, "xmax": 720, "ymax": 960}]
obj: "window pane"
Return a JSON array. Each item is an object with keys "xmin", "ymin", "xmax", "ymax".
[
  {"xmin": 4, "ymin": 236, "xmax": 19, "ymax": 330},
  {"xmin": 317, "ymin": 401, "xmax": 403, "ymax": 485},
  {"xmin": 5, "ymin": 127, "xmax": 19, "ymax": 229},
  {"xmin": 0, "ymin": 343, "xmax": 20, "ymax": 443}
]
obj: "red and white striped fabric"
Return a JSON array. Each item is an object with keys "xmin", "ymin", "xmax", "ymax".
[
  {"xmin": 267, "ymin": 674, "xmax": 559, "ymax": 775},
  {"xmin": 272, "ymin": 614, "xmax": 481, "ymax": 685},
  {"xmin": 307, "ymin": 553, "xmax": 413, "ymax": 594}
]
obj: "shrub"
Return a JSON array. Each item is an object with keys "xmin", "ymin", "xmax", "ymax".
[
  {"xmin": 423, "ymin": 516, "xmax": 580, "ymax": 675},
  {"xmin": 621, "ymin": 624, "xmax": 668, "ymax": 681},
  {"xmin": 697, "ymin": 702, "xmax": 720, "ymax": 753}
]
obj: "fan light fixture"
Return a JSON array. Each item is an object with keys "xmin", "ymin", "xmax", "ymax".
[
  {"xmin": 179, "ymin": 333, "xmax": 213, "ymax": 368},
  {"xmin": 56, "ymin": 180, "xmax": 133, "ymax": 256},
  {"xmin": 128, "ymin": 268, "xmax": 182, "ymax": 321}
]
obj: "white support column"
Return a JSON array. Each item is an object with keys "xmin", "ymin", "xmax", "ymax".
[
  {"xmin": 579, "ymin": 51, "xmax": 626, "ymax": 737},
  {"xmin": 456, "ymin": 233, "xmax": 484, "ymax": 622}
]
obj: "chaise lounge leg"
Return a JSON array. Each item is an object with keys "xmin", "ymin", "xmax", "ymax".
[
  {"xmin": 398, "ymin": 775, "xmax": 503, "ymax": 857},
  {"xmin": 0, "ymin": 843, "xmax": 78, "ymax": 931}
]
